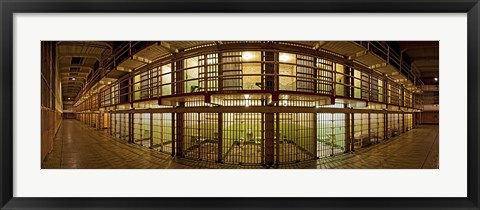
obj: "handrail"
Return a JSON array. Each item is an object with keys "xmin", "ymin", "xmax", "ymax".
[{"xmin": 74, "ymin": 41, "xmax": 154, "ymax": 105}]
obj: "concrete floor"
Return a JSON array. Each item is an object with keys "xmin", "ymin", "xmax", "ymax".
[{"xmin": 42, "ymin": 120, "xmax": 439, "ymax": 169}]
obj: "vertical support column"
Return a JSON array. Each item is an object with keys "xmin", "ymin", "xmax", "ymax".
[
  {"xmin": 313, "ymin": 112, "xmax": 318, "ymax": 158},
  {"xmin": 397, "ymin": 112, "xmax": 401, "ymax": 134},
  {"xmin": 218, "ymin": 53, "xmax": 223, "ymax": 91},
  {"xmin": 402, "ymin": 112, "xmax": 405, "ymax": 133},
  {"xmin": 261, "ymin": 111, "xmax": 265, "ymax": 165},
  {"xmin": 345, "ymin": 108, "xmax": 351, "ymax": 152},
  {"xmin": 109, "ymin": 112, "xmax": 112, "ymax": 136},
  {"xmin": 174, "ymin": 57, "xmax": 185, "ymax": 157},
  {"xmin": 203, "ymin": 54, "xmax": 208, "ymax": 92},
  {"xmin": 264, "ymin": 112, "xmax": 275, "ymax": 166},
  {"xmin": 97, "ymin": 112, "xmax": 101, "ymax": 130},
  {"xmin": 350, "ymin": 110, "xmax": 355, "ymax": 152},
  {"xmin": 217, "ymin": 113, "xmax": 223, "ymax": 163},
  {"xmin": 367, "ymin": 113, "xmax": 371, "ymax": 145},
  {"xmin": 176, "ymin": 104, "xmax": 184, "ymax": 157},
  {"xmin": 171, "ymin": 112, "xmax": 176, "ymax": 156},
  {"xmin": 344, "ymin": 66, "xmax": 351, "ymax": 97},
  {"xmin": 118, "ymin": 113, "xmax": 121, "ymax": 139},
  {"xmin": 150, "ymin": 113, "xmax": 153, "ymax": 149},
  {"xmin": 385, "ymin": 112, "xmax": 388, "ymax": 140},
  {"xmin": 129, "ymin": 113, "xmax": 133, "ymax": 143}
]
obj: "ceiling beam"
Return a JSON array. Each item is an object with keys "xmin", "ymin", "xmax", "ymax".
[
  {"xmin": 157, "ymin": 41, "xmax": 179, "ymax": 53},
  {"xmin": 60, "ymin": 65, "xmax": 94, "ymax": 72},
  {"xmin": 58, "ymin": 53, "xmax": 102, "ymax": 61},
  {"xmin": 313, "ymin": 41, "xmax": 328, "ymax": 50},
  {"xmin": 57, "ymin": 41, "xmax": 112, "ymax": 50}
]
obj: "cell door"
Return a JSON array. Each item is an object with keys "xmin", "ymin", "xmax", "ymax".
[
  {"xmin": 222, "ymin": 113, "xmax": 264, "ymax": 165},
  {"xmin": 133, "ymin": 113, "xmax": 151, "ymax": 147},
  {"xmin": 317, "ymin": 113, "xmax": 346, "ymax": 158},
  {"xmin": 276, "ymin": 113, "xmax": 316, "ymax": 164},
  {"xmin": 152, "ymin": 113, "xmax": 173, "ymax": 154},
  {"xmin": 183, "ymin": 113, "xmax": 219, "ymax": 162}
]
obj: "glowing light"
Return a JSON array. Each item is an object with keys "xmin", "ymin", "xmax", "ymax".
[
  {"xmin": 242, "ymin": 52, "xmax": 252, "ymax": 60},
  {"xmin": 71, "ymin": 78, "xmax": 76, "ymax": 81},
  {"xmin": 280, "ymin": 54, "xmax": 290, "ymax": 62},
  {"xmin": 434, "ymin": 77, "xmax": 438, "ymax": 81},
  {"xmin": 68, "ymin": 97, "xmax": 71, "ymax": 100},
  {"xmin": 107, "ymin": 82, "xmax": 111, "ymax": 85}
]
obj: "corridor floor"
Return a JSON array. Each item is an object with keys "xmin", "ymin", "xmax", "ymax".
[{"xmin": 42, "ymin": 120, "xmax": 439, "ymax": 169}]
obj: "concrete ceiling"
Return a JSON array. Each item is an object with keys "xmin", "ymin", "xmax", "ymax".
[
  {"xmin": 57, "ymin": 41, "xmax": 112, "ymax": 101},
  {"xmin": 398, "ymin": 41, "xmax": 439, "ymax": 84}
]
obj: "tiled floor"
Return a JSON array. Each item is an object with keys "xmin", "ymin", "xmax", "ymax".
[{"xmin": 42, "ymin": 120, "xmax": 439, "ymax": 169}]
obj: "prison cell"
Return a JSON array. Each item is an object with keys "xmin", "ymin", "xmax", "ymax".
[
  {"xmin": 152, "ymin": 113, "xmax": 173, "ymax": 154},
  {"xmin": 221, "ymin": 52, "xmax": 243, "ymax": 90},
  {"xmin": 316, "ymin": 58, "xmax": 334, "ymax": 95},
  {"xmin": 113, "ymin": 113, "xmax": 127, "ymax": 140},
  {"xmin": 361, "ymin": 73, "xmax": 370, "ymax": 100},
  {"xmin": 183, "ymin": 113, "xmax": 219, "ymax": 162},
  {"xmin": 133, "ymin": 113, "xmax": 151, "ymax": 147},
  {"xmin": 102, "ymin": 113, "xmax": 110, "ymax": 130},
  {"xmin": 317, "ymin": 113, "xmax": 346, "ymax": 158},
  {"xmin": 98, "ymin": 112, "xmax": 104, "ymax": 129},
  {"xmin": 369, "ymin": 113, "xmax": 385, "ymax": 144},
  {"xmin": 405, "ymin": 113, "xmax": 413, "ymax": 131},
  {"xmin": 199, "ymin": 53, "xmax": 219, "ymax": 91},
  {"xmin": 276, "ymin": 113, "xmax": 316, "ymax": 163},
  {"xmin": 388, "ymin": 113, "xmax": 400, "ymax": 138},
  {"xmin": 353, "ymin": 113, "xmax": 370, "ymax": 148},
  {"xmin": 296, "ymin": 55, "xmax": 316, "ymax": 93},
  {"xmin": 222, "ymin": 113, "xmax": 264, "ymax": 165},
  {"xmin": 91, "ymin": 113, "xmax": 98, "ymax": 129}
]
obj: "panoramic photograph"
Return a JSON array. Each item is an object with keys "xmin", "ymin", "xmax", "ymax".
[{"xmin": 40, "ymin": 41, "xmax": 439, "ymax": 169}]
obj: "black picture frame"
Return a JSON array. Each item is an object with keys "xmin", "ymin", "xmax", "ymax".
[{"xmin": 1, "ymin": 0, "xmax": 479, "ymax": 209}]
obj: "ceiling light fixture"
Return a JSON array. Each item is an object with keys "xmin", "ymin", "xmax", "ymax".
[
  {"xmin": 242, "ymin": 52, "xmax": 252, "ymax": 60},
  {"xmin": 280, "ymin": 54, "xmax": 290, "ymax": 62}
]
